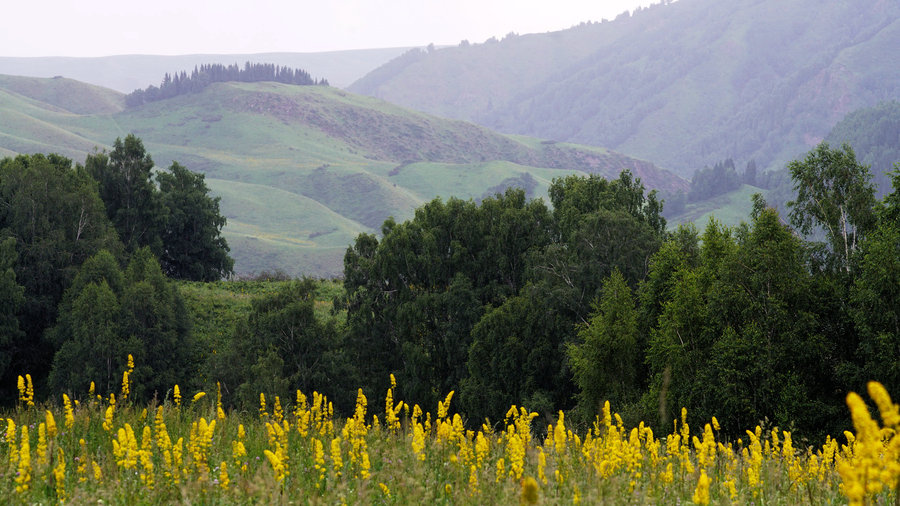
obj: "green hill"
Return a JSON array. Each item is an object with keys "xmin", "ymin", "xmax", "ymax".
[
  {"xmin": 349, "ymin": 0, "xmax": 900, "ymax": 177},
  {"xmin": 0, "ymin": 75, "xmax": 686, "ymax": 277}
]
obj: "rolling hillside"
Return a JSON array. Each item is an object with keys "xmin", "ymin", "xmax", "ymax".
[
  {"xmin": 349, "ymin": 0, "xmax": 900, "ymax": 177},
  {"xmin": 0, "ymin": 75, "xmax": 686, "ymax": 277}
]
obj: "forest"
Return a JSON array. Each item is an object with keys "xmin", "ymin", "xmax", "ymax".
[
  {"xmin": 1, "ymin": 137, "xmax": 899, "ymax": 445},
  {"xmin": 124, "ymin": 62, "xmax": 327, "ymax": 107}
]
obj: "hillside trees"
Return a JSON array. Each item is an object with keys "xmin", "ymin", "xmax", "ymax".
[
  {"xmin": 87, "ymin": 134, "xmax": 234, "ymax": 280},
  {"xmin": 86, "ymin": 135, "xmax": 164, "ymax": 254},
  {"xmin": 642, "ymin": 212, "xmax": 841, "ymax": 437},
  {"xmin": 0, "ymin": 238, "xmax": 24, "ymax": 386},
  {"xmin": 124, "ymin": 62, "xmax": 327, "ymax": 107}
]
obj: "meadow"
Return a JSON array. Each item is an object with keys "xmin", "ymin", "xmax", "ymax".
[{"xmin": 1, "ymin": 356, "xmax": 894, "ymax": 504}]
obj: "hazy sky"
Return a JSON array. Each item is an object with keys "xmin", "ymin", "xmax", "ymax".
[{"xmin": 2, "ymin": 0, "xmax": 657, "ymax": 57}]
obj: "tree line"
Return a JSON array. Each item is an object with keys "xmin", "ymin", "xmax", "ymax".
[
  {"xmin": 124, "ymin": 62, "xmax": 328, "ymax": 107},
  {"xmin": 322, "ymin": 142, "xmax": 896, "ymax": 440}
]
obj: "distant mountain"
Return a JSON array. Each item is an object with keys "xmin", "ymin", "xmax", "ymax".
[
  {"xmin": 0, "ymin": 74, "xmax": 685, "ymax": 277},
  {"xmin": 349, "ymin": 0, "xmax": 900, "ymax": 178},
  {"xmin": 0, "ymin": 48, "xmax": 412, "ymax": 93}
]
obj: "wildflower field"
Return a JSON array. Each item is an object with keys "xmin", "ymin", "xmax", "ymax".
[{"xmin": 1, "ymin": 359, "xmax": 898, "ymax": 505}]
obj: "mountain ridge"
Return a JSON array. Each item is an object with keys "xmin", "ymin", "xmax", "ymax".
[{"xmin": 349, "ymin": 0, "xmax": 900, "ymax": 177}]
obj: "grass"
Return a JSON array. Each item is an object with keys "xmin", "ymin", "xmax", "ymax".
[{"xmin": 669, "ymin": 185, "xmax": 767, "ymax": 229}]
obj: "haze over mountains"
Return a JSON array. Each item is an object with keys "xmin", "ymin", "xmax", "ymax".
[{"xmin": 349, "ymin": 0, "xmax": 900, "ymax": 177}]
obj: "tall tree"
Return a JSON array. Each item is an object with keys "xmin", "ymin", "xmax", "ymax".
[
  {"xmin": 86, "ymin": 134, "xmax": 165, "ymax": 255},
  {"xmin": 157, "ymin": 161, "xmax": 233, "ymax": 280},
  {"xmin": 568, "ymin": 269, "xmax": 641, "ymax": 420},
  {"xmin": 787, "ymin": 142, "xmax": 876, "ymax": 272}
]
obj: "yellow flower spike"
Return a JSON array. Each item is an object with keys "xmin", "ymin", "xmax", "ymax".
[
  {"xmin": 192, "ymin": 391, "xmax": 207, "ymax": 403},
  {"xmin": 6, "ymin": 419, "xmax": 18, "ymax": 468},
  {"xmin": 173, "ymin": 385, "xmax": 181, "ymax": 407},
  {"xmin": 219, "ymin": 461, "xmax": 229, "ymax": 490},
  {"xmin": 121, "ymin": 369, "xmax": 130, "ymax": 401},
  {"xmin": 53, "ymin": 447, "xmax": 66, "ymax": 502},
  {"xmin": 259, "ymin": 393, "xmax": 268, "ymax": 419},
  {"xmin": 17, "ymin": 375, "xmax": 25, "ymax": 403},
  {"xmin": 45, "ymin": 410, "xmax": 58, "ymax": 439},
  {"xmin": 25, "ymin": 374, "xmax": 34, "ymax": 406},
  {"xmin": 36, "ymin": 423, "xmax": 48, "ymax": 466},
  {"xmin": 380, "ymin": 482, "xmax": 391, "ymax": 497},
  {"xmin": 692, "ymin": 469, "xmax": 710, "ymax": 505},
  {"xmin": 62, "ymin": 394, "xmax": 75, "ymax": 429},
  {"xmin": 15, "ymin": 425, "xmax": 31, "ymax": 493},
  {"xmin": 868, "ymin": 381, "xmax": 900, "ymax": 428}
]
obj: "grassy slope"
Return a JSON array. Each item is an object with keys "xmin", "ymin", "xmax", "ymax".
[
  {"xmin": 349, "ymin": 0, "xmax": 900, "ymax": 177},
  {"xmin": 0, "ymin": 75, "xmax": 686, "ymax": 277},
  {"xmin": 668, "ymin": 184, "xmax": 766, "ymax": 230}
]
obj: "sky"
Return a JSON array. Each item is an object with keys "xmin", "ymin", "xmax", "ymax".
[{"xmin": 1, "ymin": 0, "xmax": 658, "ymax": 57}]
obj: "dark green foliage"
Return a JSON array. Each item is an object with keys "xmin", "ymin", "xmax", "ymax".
[
  {"xmin": 461, "ymin": 283, "xmax": 573, "ymax": 424},
  {"xmin": 86, "ymin": 135, "xmax": 165, "ymax": 255},
  {"xmin": 157, "ymin": 162, "xmax": 233, "ymax": 281},
  {"xmin": 225, "ymin": 279, "xmax": 354, "ymax": 413},
  {"xmin": 48, "ymin": 248, "xmax": 195, "ymax": 400},
  {"xmin": 343, "ymin": 173, "xmax": 666, "ymax": 423},
  {"xmin": 688, "ymin": 159, "xmax": 742, "ymax": 202},
  {"xmin": 845, "ymin": 169, "xmax": 900, "ymax": 394},
  {"xmin": 125, "ymin": 62, "xmax": 327, "ymax": 107},
  {"xmin": 87, "ymin": 135, "xmax": 233, "ymax": 281},
  {"xmin": 0, "ymin": 238, "xmax": 24, "ymax": 386},
  {"xmin": 342, "ymin": 189, "xmax": 554, "ymax": 411},
  {"xmin": 568, "ymin": 269, "xmax": 641, "ymax": 420},
  {"xmin": 0, "ymin": 153, "xmax": 120, "ymax": 401},
  {"xmin": 643, "ymin": 212, "xmax": 843, "ymax": 438}
]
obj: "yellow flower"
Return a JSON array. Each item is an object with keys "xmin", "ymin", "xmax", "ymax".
[
  {"xmin": 173, "ymin": 385, "xmax": 181, "ymax": 407},
  {"xmin": 192, "ymin": 391, "xmax": 207, "ymax": 403},
  {"xmin": 62, "ymin": 394, "xmax": 75, "ymax": 428},
  {"xmin": 692, "ymin": 469, "xmax": 710, "ymax": 505},
  {"xmin": 15, "ymin": 425, "xmax": 31, "ymax": 493}
]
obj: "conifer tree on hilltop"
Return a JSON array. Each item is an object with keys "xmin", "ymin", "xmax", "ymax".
[{"xmin": 125, "ymin": 62, "xmax": 328, "ymax": 107}]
